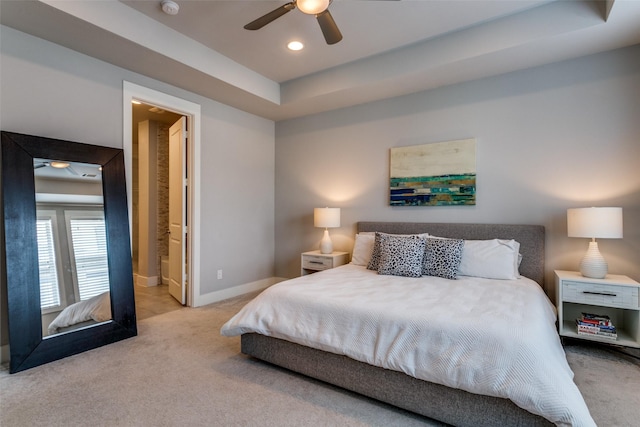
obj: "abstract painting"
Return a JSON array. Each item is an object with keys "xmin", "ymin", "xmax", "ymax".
[{"xmin": 390, "ymin": 139, "xmax": 476, "ymax": 206}]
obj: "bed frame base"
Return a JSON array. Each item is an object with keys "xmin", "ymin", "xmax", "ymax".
[{"xmin": 241, "ymin": 333, "xmax": 552, "ymax": 427}]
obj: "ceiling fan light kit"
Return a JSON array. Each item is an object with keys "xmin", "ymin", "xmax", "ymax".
[
  {"xmin": 297, "ymin": 0, "xmax": 330, "ymax": 15},
  {"xmin": 244, "ymin": 0, "xmax": 342, "ymax": 45},
  {"xmin": 50, "ymin": 161, "xmax": 70, "ymax": 169}
]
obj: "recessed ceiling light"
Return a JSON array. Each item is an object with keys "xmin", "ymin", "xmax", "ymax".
[{"xmin": 287, "ymin": 41, "xmax": 304, "ymax": 51}]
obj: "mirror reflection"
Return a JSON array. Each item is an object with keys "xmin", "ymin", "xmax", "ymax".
[{"xmin": 34, "ymin": 158, "xmax": 112, "ymax": 336}]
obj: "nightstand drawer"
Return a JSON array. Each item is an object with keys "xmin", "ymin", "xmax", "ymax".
[
  {"xmin": 563, "ymin": 281, "xmax": 639, "ymax": 309},
  {"xmin": 302, "ymin": 255, "xmax": 333, "ymax": 270}
]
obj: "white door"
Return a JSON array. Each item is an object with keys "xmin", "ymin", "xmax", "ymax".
[{"xmin": 168, "ymin": 117, "xmax": 187, "ymax": 304}]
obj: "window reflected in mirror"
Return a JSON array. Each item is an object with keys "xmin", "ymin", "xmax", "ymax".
[{"xmin": 33, "ymin": 158, "xmax": 112, "ymax": 337}]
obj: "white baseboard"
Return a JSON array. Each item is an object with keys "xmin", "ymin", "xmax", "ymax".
[
  {"xmin": 193, "ymin": 277, "xmax": 287, "ymax": 307},
  {"xmin": 135, "ymin": 274, "xmax": 159, "ymax": 287}
]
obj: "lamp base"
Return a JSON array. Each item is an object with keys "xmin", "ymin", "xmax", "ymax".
[
  {"xmin": 320, "ymin": 229, "xmax": 333, "ymax": 254},
  {"xmin": 580, "ymin": 241, "xmax": 608, "ymax": 279}
]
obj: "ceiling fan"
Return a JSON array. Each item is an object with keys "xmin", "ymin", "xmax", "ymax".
[
  {"xmin": 244, "ymin": 0, "xmax": 342, "ymax": 45},
  {"xmin": 33, "ymin": 159, "xmax": 102, "ymax": 180}
]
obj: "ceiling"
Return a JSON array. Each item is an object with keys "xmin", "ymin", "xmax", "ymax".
[
  {"xmin": 120, "ymin": 0, "xmax": 555, "ymax": 83},
  {"xmin": 34, "ymin": 158, "xmax": 103, "ymax": 182},
  {"xmin": 133, "ymin": 101, "xmax": 184, "ymax": 126},
  {"xmin": 2, "ymin": 1, "xmax": 640, "ymax": 121}
]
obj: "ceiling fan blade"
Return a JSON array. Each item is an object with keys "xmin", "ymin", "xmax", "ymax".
[
  {"xmin": 244, "ymin": 2, "xmax": 296, "ymax": 30},
  {"xmin": 66, "ymin": 165, "xmax": 80, "ymax": 176},
  {"xmin": 316, "ymin": 9, "xmax": 342, "ymax": 45}
]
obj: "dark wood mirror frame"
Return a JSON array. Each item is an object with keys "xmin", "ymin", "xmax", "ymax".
[{"xmin": 1, "ymin": 131, "xmax": 136, "ymax": 373}]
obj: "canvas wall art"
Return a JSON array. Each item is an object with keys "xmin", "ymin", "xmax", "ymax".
[{"xmin": 390, "ymin": 139, "xmax": 476, "ymax": 206}]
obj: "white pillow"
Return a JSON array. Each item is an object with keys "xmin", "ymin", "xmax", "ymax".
[
  {"xmin": 458, "ymin": 239, "xmax": 521, "ymax": 280},
  {"xmin": 47, "ymin": 291, "xmax": 111, "ymax": 334},
  {"xmin": 351, "ymin": 233, "xmax": 375, "ymax": 266}
]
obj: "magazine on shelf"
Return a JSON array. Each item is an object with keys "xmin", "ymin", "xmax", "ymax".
[
  {"xmin": 580, "ymin": 312, "xmax": 613, "ymax": 327},
  {"xmin": 575, "ymin": 313, "xmax": 617, "ymax": 340}
]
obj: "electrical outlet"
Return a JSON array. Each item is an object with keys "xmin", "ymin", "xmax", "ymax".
[{"xmin": 217, "ymin": 269, "xmax": 223, "ymax": 280}]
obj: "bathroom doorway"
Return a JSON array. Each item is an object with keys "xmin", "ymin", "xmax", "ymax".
[
  {"xmin": 123, "ymin": 81, "xmax": 203, "ymax": 310},
  {"xmin": 131, "ymin": 102, "xmax": 185, "ymax": 318}
]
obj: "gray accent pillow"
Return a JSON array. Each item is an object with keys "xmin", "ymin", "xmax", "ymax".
[
  {"xmin": 377, "ymin": 234, "xmax": 426, "ymax": 277},
  {"xmin": 423, "ymin": 238, "xmax": 464, "ymax": 279}
]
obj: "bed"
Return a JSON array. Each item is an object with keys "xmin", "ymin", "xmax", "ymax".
[{"xmin": 221, "ymin": 222, "xmax": 595, "ymax": 427}]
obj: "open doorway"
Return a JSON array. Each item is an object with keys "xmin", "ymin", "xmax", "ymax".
[
  {"xmin": 131, "ymin": 102, "xmax": 185, "ymax": 319},
  {"xmin": 123, "ymin": 81, "xmax": 202, "ymax": 311}
]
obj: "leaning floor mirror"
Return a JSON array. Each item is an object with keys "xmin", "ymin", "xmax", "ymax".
[{"xmin": 1, "ymin": 131, "xmax": 136, "ymax": 373}]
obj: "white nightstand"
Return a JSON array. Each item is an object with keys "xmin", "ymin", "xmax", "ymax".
[
  {"xmin": 301, "ymin": 250, "xmax": 349, "ymax": 276},
  {"xmin": 555, "ymin": 270, "xmax": 640, "ymax": 348}
]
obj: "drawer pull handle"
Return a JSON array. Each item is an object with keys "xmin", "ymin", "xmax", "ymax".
[
  {"xmin": 582, "ymin": 291, "xmax": 617, "ymax": 297},
  {"xmin": 309, "ymin": 261, "xmax": 324, "ymax": 265}
]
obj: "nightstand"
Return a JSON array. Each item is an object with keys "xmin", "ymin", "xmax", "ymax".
[
  {"xmin": 555, "ymin": 270, "xmax": 640, "ymax": 348},
  {"xmin": 301, "ymin": 250, "xmax": 349, "ymax": 276}
]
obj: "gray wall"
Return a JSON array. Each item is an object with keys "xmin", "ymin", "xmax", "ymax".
[
  {"xmin": 275, "ymin": 45, "xmax": 640, "ymax": 296},
  {"xmin": 1, "ymin": 26, "xmax": 275, "ymax": 347}
]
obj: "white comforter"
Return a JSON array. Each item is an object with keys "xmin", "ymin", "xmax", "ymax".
[{"xmin": 221, "ymin": 264, "xmax": 595, "ymax": 426}]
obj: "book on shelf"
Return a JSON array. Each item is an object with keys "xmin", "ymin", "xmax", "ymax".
[
  {"xmin": 577, "ymin": 330, "xmax": 617, "ymax": 340},
  {"xmin": 576, "ymin": 319, "xmax": 616, "ymax": 331},
  {"xmin": 576, "ymin": 321, "xmax": 617, "ymax": 336}
]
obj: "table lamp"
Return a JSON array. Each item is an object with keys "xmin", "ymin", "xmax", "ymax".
[
  {"xmin": 314, "ymin": 207, "xmax": 340, "ymax": 254},
  {"xmin": 567, "ymin": 207, "xmax": 623, "ymax": 279}
]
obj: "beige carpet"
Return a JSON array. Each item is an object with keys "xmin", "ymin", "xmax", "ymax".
[{"xmin": 1, "ymin": 291, "xmax": 638, "ymax": 426}]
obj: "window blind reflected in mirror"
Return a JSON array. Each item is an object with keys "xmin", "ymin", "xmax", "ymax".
[
  {"xmin": 36, "ymin": 217, "xmax": 61, "ymax": 309},
  {"xmin": 68, "ymin": 216, "xmax": 109, "ymax": 300}
]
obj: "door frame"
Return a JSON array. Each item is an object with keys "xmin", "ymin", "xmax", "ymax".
[{"xmin": 122, "ymin": 81, "xmax": 201, "ymax": 307}]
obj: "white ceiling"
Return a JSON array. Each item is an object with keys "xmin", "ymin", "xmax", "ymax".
[{"xmin": 2, "ymin": 1, "xmax": 640, "ymax": 121}]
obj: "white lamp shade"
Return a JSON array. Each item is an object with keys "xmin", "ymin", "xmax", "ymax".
[
  {"xmin": 567, "ymin": 207, "xmax": 623, "ymax": 239},
  {"xmin": 314, "ymin": 207, "xmax": 340, "ymax": 228},
  {"xmin": 297, "ymin": 0, "xmax": 330, "ymax": 15}
]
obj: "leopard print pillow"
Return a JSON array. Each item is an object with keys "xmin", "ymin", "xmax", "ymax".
[
  {"xmin": 422, "ymin": 238, "xmax": 464, "ymax": 279},
  {"xmin": 367, "ymin": 232, "xmax": 428, "ymax": 271},
  {"xmin": 377, "ymin": 234, "xmax": 426, "ymax": 277},
  {"xmin": 366, "ymin": 232, "xmax": 386, "ymax": 271}
]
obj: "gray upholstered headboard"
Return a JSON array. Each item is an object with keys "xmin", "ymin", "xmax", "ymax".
[{"xmin": 357, "ymin": 222, "xmax": 545, "ymax": 286}]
